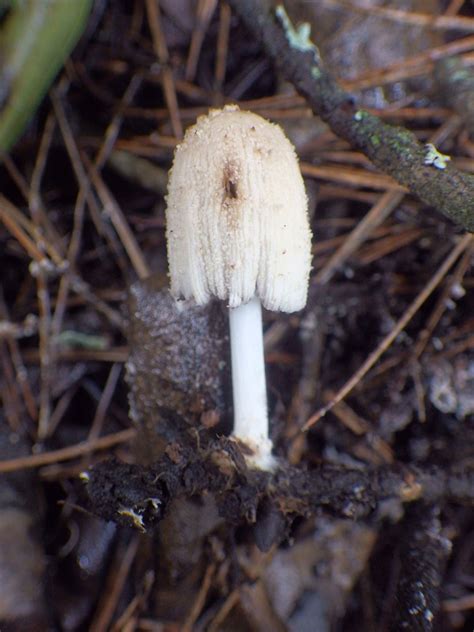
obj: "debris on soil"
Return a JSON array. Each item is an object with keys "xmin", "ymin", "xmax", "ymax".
[
  {"xmin": 0, "ymin": 0, "xmax": 473, "ymax": 630},
  {"xmin": 126, "ymin": 274, "xmax": 230, "ymax": 462}
]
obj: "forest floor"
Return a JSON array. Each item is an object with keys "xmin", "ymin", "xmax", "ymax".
[{"xmin": 0, "ymin": 1, "xmax": 473, "ymax": 631}]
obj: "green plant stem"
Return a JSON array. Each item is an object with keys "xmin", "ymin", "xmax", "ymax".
[{"xmin": 0, "ymin": 0, "xmax": 93, "ymax": 152}]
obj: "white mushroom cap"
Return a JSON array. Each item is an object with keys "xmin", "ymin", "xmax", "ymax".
[{"xmin": 165, "ymin": 105, "xmax": 312, "ymax": 312}]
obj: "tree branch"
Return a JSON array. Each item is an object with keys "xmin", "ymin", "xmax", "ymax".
[
  {"xmin": 227, "ymin": 0, "xmax": 474, "ymax": 232},
  {"xmin": 81, "ymin": 441, "xmax": 474, "ymax": 549},
  {"xmin": 390, "ymin": 504, "xmax": 451, "ymax": 632}
]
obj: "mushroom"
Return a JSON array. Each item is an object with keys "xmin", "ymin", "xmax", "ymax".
[{"xmin": 165, "ymin": 105, "xmax": 312, "ymax": 470}]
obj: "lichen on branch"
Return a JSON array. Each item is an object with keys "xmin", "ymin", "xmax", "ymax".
[{"xmin": 227, "ymin": 0, "xmax": 474, "ymax": 232}]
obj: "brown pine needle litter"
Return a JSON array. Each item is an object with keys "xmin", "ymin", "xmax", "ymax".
[{"xmin": 1, "ymin": 1, "xmax": 474, "ymax": 630}]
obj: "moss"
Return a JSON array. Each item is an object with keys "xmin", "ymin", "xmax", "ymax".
[
  {"xmin": 385, "ymin": 130, "xmax": 417, "ymax": 153},
  {"xmin": 452, "ymin": 69, "xmax": 470, "ymax": 82},
  {"xmin": 354, "ymin": 110, "xmax": 368, "ymax": 121}
]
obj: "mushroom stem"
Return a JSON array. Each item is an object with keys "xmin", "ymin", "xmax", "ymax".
[{"xmin": 229, "ymin": 296, "xmax": 275, "ymax": 470}]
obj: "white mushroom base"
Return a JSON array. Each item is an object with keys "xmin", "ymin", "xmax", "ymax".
[{"xmin": 229, "ymin": 297, "xmax": 276, "ymax": 471}]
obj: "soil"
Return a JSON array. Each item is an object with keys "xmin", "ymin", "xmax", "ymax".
[{"xmin": 0, "ymin": 1, "xmax": 473, "ymax": 631}]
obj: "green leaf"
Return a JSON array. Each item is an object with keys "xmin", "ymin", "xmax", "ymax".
[{"xmin": 0, "ymin": 0, "xmax": 93, "ymax": 152}]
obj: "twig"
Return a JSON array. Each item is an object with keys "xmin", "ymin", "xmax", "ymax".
[
  {"xmin": 186, "ymin": 0, "xmax": 218, "ymax": 83},
  {"xmin": 325, "ymin": 393, "xmax": 394, "ymax": 463},
  {"xmin": 301, "ymin": 163, "xmax": 405, "ymax": 191},
  {"xmin": 208, "ymin": 590, "xmax": 240, "ymax": 632},
  {"xmin": 145, "ymin": 0, "xmax": 183, "ymax": 138},
  {"xmin": 28, "ymin": 113, "xmax": 66, "ymax": 253},
  {"xmin": 90, "ymin": 535, "xmax": 140, "ymax": 632},
  {"xmin": 389, "ymin": 504, "xmax": 451, "ymax": 632},
  {"xmin": 414, "ymin": 240, "xmax": 474, "ymax": 358},
  {"xmin": 436, "ymin": 334, "xmax": 474, "ymax": 360},
  {"xmin": 356, "ymin": 227, "xmax": 425, "ymax": 265},
  {"xmin": 2, "ymin": 154, "xmax": 31, "ymax": 200},
  {"xmin": 0, "ymin": 195, "xmax": 55, "ymax": 266},
  {"xmin": 29, "ymin": 114, "xmax": 60, "ymax": 441},
  {"xmin": 227, "ymin": 1, "xmax": 474, "ymax": 231},
  {"xmin": 444, "ymin": 0, "xmax": 465, "ymax": 16},
  {"xmin": 344, "ymin": 36, "xmax": 474, "ymax": 93},
  {"xmin": 88, "ymin": 364, "xmax": 123, "ymax": 442},
  {"xmin": 29, "ymin": 113, "xmax": 55, "ymax": 227},
  {"xmin": 51, "ymin": 80, "xmax": 137, "ymax": 335},
  {"xmin": 35, "ymin": 268, "xmax": 53, "ymax": 440},
  {"xmin": 51, "ymin": 86, "xmax": 129, "ymax": 275},
  {"xmin": 0, "ymin": 340, "xmax": 22, "ymax": 431},
  {"xmin": 22, "ymin": 346, "xmax": 128, "ymax": 364},
  {"xmin": 110, "ymin": 571, "xmax": 154, "ymax": 632},
  {"xmin": 183, "ymin": 563, "xmax": 216, "ymax": 631},
  {"xmin": 435, "ymin": 56, "xmax": 474, "ymax": 138},
  {"xmin": 316, "ymin": 190, "xmax": 404, "ymax": 283},
  {"xmin": 83, "ymin": 447, "xmax": 474, "ymax": 532},
  {"xmin": 84, "ymin": 157, "xmax": 151, "ymax": 280},
  {"xmin": 52, "ymin": 72, "xmax": 141, "ymax": 335},
  {"xmin": 443, "ymin": 594, "xmax": 474, "ymax": 613},
  {"xmin": 0, "ymin": 296, "xmax": 38, "ymax": 421},
  {"xmin": 215, "ymin": 2, "xmax": 231, "ymax": 93},
  {"xmin": 303, "ymin": 233, "xmax": 473, "ymax": 430},
  {"xmin": 47, "ymin": 383, "xmax": 81, "ymax": 438},
  {"xmin": 321, "ymin": 0, "xmax": 474, "ymax": 33},
  {"xmin": 95, "ymin": 74, "xmax": 143, "ymax": 170},
  {"xmin": 316, "ymin": 115, "xmax": 463, "ymax": 282},
  {"xmin": 0, "ymin": 428, "xmax": 135, "ymax": 473}
]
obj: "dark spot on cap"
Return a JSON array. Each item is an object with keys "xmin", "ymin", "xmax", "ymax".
[{"xmin": 223, "ymin": 163, "xmax": 239, "ymax": 200}]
